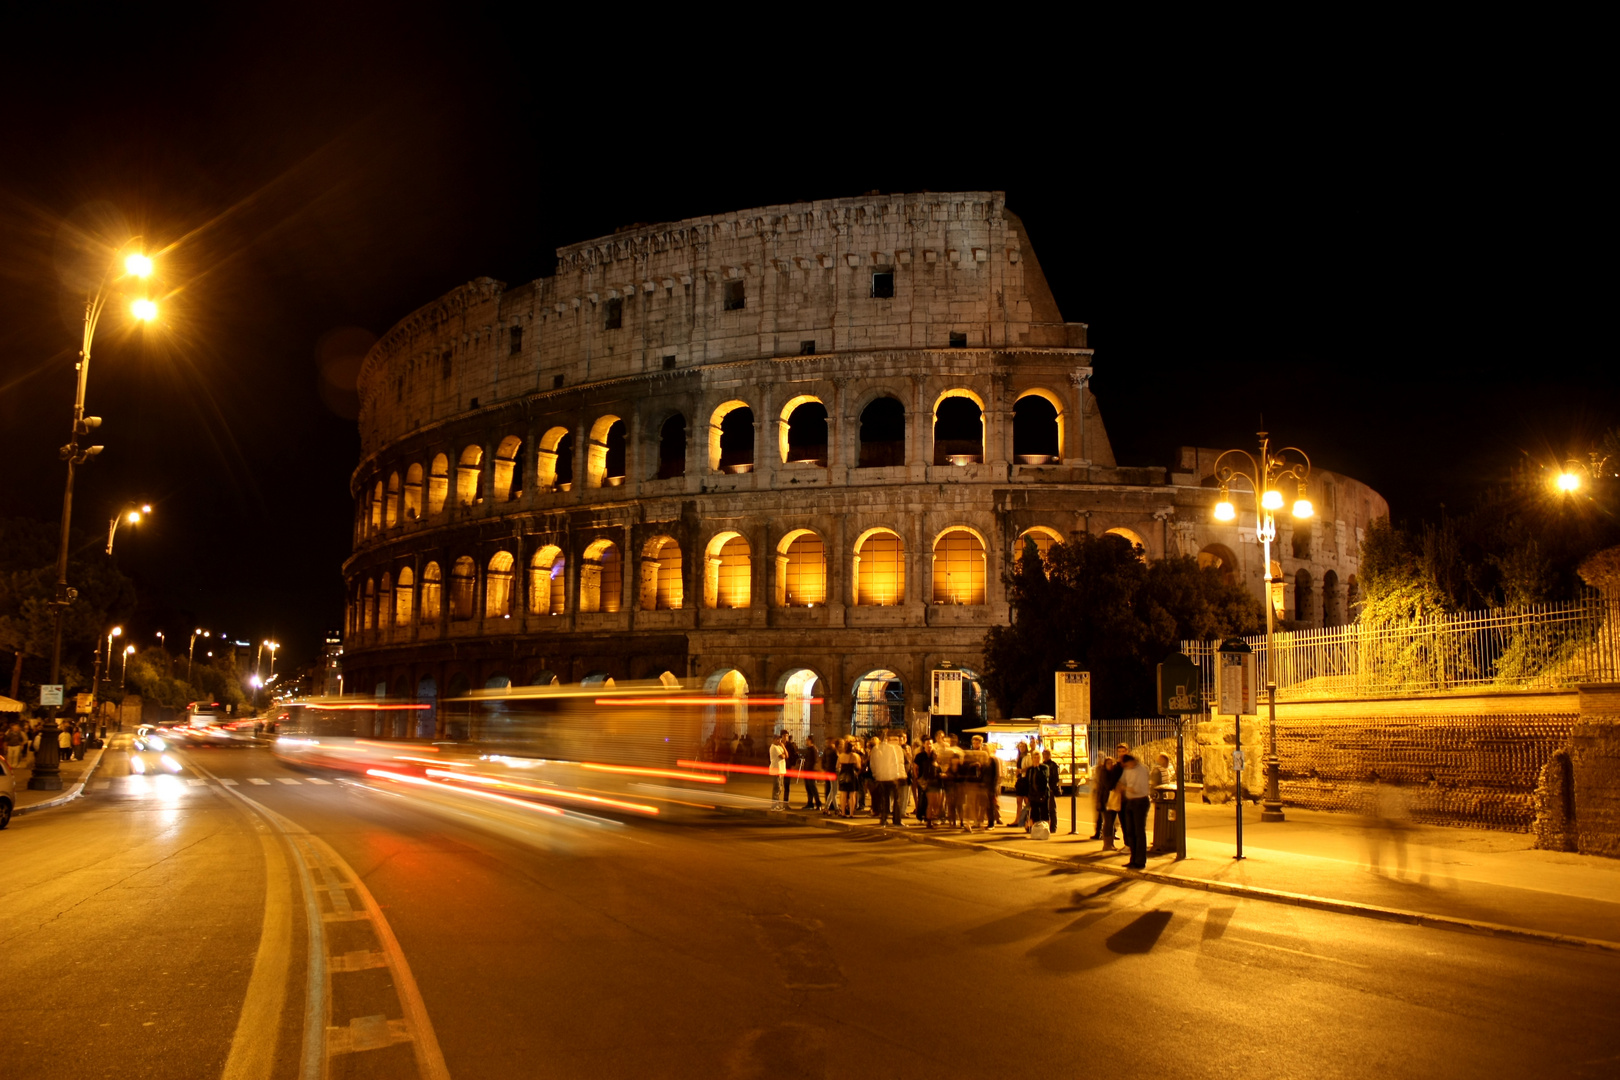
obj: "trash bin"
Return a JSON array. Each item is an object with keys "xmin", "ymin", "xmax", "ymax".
[{"xmin": 1150, "ymin": 783, "xmax": 1178, "ymax": 854}]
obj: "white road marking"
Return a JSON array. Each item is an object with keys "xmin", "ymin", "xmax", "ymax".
[
  {"xmin": 187, "ymin": 778, "xmax": 208, "ymax": 787},
  {"xmin": 249, "ymin": 778, "xmax": 271, "ymax": 785},
  {"xmin": 1228, "ymin": 936, "xmax": 1369, "ymax": 968},
  {"xmin": 222, "ymin": 778, "xmax": 240, "ymax": 786},
  {"xmin": 305, "ymin": 777, "xmax": 334, "ymax": 785},
  {"xmin": 276, "ymin": 778, "xmax": 302, "ymax": 785}
]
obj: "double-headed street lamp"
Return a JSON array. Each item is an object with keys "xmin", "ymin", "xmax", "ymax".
[
  {"xmin": 188, "ymin": 628, "xmax": 209, "ymax": 682},
  {"xmin": 1555, "ymin": 450, "xmax": 1614, "ymax": 495},
  {"xmin": 31, "ymin": 245, "xmax": 158, "ymax": 791},
  {"xmin": 1211, "ymin": 431, "xmax": 1312, "ymax": 824},
  {"xmin": 106, "ymin": 503, "xmax": 153, "ymax": 556},
  {"xmin": 120, "ymin": 644, "xmax": 135, "ymax": 689}
]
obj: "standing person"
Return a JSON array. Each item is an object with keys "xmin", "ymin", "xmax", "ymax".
[
  {"xmin": 871, "ymin": 733, "xmax": 907, "ymax": 827},
  {"xmin": 1023, "ymin": 742, "xmax": 1049, "ymax": 833},
  {"xmin": 4, "ymin": 722, "xmax": 25, "ymax": 770},
  {"xmin": 937, "ymin": 733, "xmax": 964, "ymax": 827},
  {"xmin": 913, "ymin": 738, "xmax": 938, "ymax": 825},
  {"xmin": 1090, "ymin": 753, "xmax": 1115, "ymax": 838},
  {"xmin": 819, "ymin": 738, "xmax": 839, "ymax": 813},
  {"xmin": 960, "ymin": 736, "xmax": 990, "ymax": 831},
  {"xmin": 58, "ymin": 722, "xmax": 74, "ymax": 764},
  {"xmin": 1042, "ymin": 749, "xmax": 1061, "ymax": 833},
  {"xmin": 1117, "ymin": 752, "xmax": 1153, "ymax": 869},
  {"xmin": 836, "ymin": 739, "xmax": 861, "ymax": 818},
  {"xmin": 1098, "ymin": 744, "xmax": 1128, "ymax": 849},
  {"xmin": 768, "ymin": 732, "xmax": 789, "ymax": 810},
  {"xmin": 982, "ymin": 742, "xmax": 1003, "ymax": 828},
  {"xmin": 800, "ymin": 735, "xmax": 822, "ymax": 810},
  {"xmin": 1012, "ymin": 740, "xmax": 1031, "ymax": 828}
]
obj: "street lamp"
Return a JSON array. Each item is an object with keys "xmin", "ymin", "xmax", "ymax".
[
  {"xmin": 1211, "ymin": 431, "xmax": 1312, "ymax": 824},
  {"xmin": 188, "ymin": 628, "xmax": 209, "ymax": 682},
  {"xmin": 1554, "ymin": 450, "xmax": 1614, "ymax": 495},
  {"xmin": 120, "ymin": 644, "xmax": 135, "ymax": 689},
  {"xmin": 30, "ymin": 242, "xmax": 157, "ymax": 791},
  {"xmin": 106, "ymin": 502, "xmax": 153, "ymax": 556},
  {"xmin": 263, "ymin": 639, "xmax": 280, "ymax": 679}
]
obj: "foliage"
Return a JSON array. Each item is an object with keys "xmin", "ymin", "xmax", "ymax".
[
  {"xmin": 1578, "ymin": 544, "xmax": 1620, "ymax": 597},
  {"xmin": 982, "ymin": 533, "xmax": 1263, "ymax": 719}
]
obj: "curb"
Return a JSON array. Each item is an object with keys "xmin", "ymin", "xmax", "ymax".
[
  {"xmin": 14, "ymin": 748, "xmax": 107, "ymax": 816},
  {"xmin": 753, "ymin": 807, "xmax": 1620, "ymax": 955}
]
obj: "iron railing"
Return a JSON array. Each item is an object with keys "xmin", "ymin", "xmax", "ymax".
[{"xmin": 1182, "ymin": 595, "xmax": 1620, "ymax": 702}]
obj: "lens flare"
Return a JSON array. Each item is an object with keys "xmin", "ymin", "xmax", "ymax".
[
  {"xmin": 131, "ymin": 298, "xmax": 158, "ymax": 322},
  {"xmin": 124, "ymin": 253, "xmax": 153, "ymax": 277}
]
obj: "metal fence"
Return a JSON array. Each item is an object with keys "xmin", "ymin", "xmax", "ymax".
[{"xmin": 1181, "ymin": 595, "xmax": 1620, "ymax": 702}]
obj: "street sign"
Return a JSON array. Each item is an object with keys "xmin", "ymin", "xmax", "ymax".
[
  {"xmin": 40, "ymin": 684, "xmax": 63, "ymax": 706},
  {"xmin": 1156, "ymin": 652, "xmax": 1203, "ymax": 715},
  {"xmin": 1054, "ymin": 669, "xmax": 1090, "ymax": 726},
  {"xmin": 1216, "ymin": 639, "xmax": 1256, "ymax": 716},
  {"xmin": 75, "ymin": 693, "xmax": 94, "ymax": 714},
  {"xmin": 930, "ymin": 669, "xmax": 963, "ymax": 715}
]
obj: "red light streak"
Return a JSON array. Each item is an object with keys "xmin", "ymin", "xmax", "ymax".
[
  {"xmin": 593, "ymin": 697, "xmax": 823, "ymax": 706},
  {"xmin": 319, "ymin": 703, "xmax": 433, "ymax": 711},
  {"xmin": 394, "ymin": 755, "xmax": 468, "ymax": 767},
  {"xmin": 366, "ymin": 768, "xmax": 565, "ymax": 816},
  {"xmin": 577, "ymin": 761, "xmax": 726, "ymax": 784},
  {"xmin": 426, "ymin": 770, "xmax": 659, "ymax": 816},
  {"xmin": 676, "ymin": 760, "xmax": 835, "ymax": 781}
]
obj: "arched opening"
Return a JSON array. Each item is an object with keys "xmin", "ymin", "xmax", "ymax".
[
  {"xmin": 1105, "ymin": 527, "xmax": 1147, "ymax": 553},
  {"xmin": 476, "ymin": 674, "xmax": 513, "ymax": 742},
  {"xmin": 581, "ymin": 672, "xmax": 616, "ymax": 687},
  {"xmin": 703, "ymin": 668, "xmax": 749, "ymax": 745},
  {"xmin": 779, "ymin": 396, "xmax": 828, "ymax": 465},
  {"xmin": 933, "ymin": 528, "xmax": 987, "ymax": 605},
  {"xmin": 776, "ymin": 529, "xmax": 826, "ymax": 607},
  {"xmin": 704, "ymin": 532, "xmax": 751, "ymax": 609},
  {"xmin": 456, "ymin": 444, "xmax": 483, "ymax": 507},
  {"xmin": 363, "ymin": 578, "xmax": 376, "ymax": 631},
  {"xmin": 1292, "ymin": 518, "xmax": 1313, "ymax": 559},
  {"xmin": 529, "ymin": 545, "xmax": 565, "ymax": 615},
  {"xmin": 527, "ymin": 670, "xmax": 560, "ymax": 687},
  {"xmin": 956, "ymin": 666, "xmax": 990, "ymax": 732},
  {"xmin": 492, "ymin": 435, "xmax": 523, "ymax": 502},
  {"xmin": 536, "ymin": 426, "xmax": 573, "ymax": 491},
  {"xmin": 657, "ymin": 671, "xmax": 681, "ymax": 688},
  {"xmin": 427, "ymin": 454, "xmax": 449, "ymax": 516},
  {"xmin": 932, "ymin": 391, "xmax": 984, "ymax": 465},
  {"xmin": 858, "ymin": 396, "xmax": 906, "ymax": 469},
  {"xmin": 851, "ymin": 669, "xmax": 905, "ymax": 735},
  {"xmin": 394, "ymin": 565, "xmax": 414, "ymax": 626},
  {"xmin": 587, "ymin": 415, "xmax": 626, "ymax": 488},
  {"xmin": 580, "ymin": 538, "xmax": 622, "ymax": 613},
  {"xmin": 389, "ymin": 676, "xmax": 413, "ymax": 737},
  {"xmin": 710, "ymin": 401, "xmax": 755, "ymax": 473},
  {"xmin": 404, "ymin": 463, "xmax": 423, "ymax": 521},
  {"xmin": 385, "ymin": 472, "xmax": 401, "ymax": 528},
  {"xmin": 1347, "ymin": 574, "xmax": 1361, "ymax": 618},
  {"xmin": 415, "ymin": 676, "xmax": 437, "ymax": 739},
  {"xmin": 1294, "ymin": 568, "xmax": 1314, "ymax": 624},
  {"xmin": 656, "ymin": 414, "xmax": 687, "ymax": 479},
  {"xmin": 370, "ymin": 481, "xmax": 383, "ymax": 532},
  {"xmin": 443, "ymin": 672, "xmax": 471, "ymax": 741},
  {"xmin": 778, "ymin": 668, "xmax": 821, "ymax": 742},
  {"xmin": 450, "ymin": 556, "xmax": 477, "ymax": 620},
  {"xmin": 853, "ymin": 528, "xmax": 905, "ymax": 606},
  {"xmin": 485, "ymin": 551, "xmax": 515, "ymax": 618},
  {"xmin": 1012, "ymin": 391, "xmax": 1062, "ymax": 463},
  {"xmin": 378, "ymin": 573, "xmax": 392, "ymax": 635},
  {"xmin": 420, "ymin": 562, "xmax": 442, "ymax": 622},
  {"xmin": 1198, "ymin": 544, "xmax": 1239, "ymax": 586},
  {"xmin": 1017, "ymin": 527, "xmax": 1063, "ymax": 569},
  {"xmin": 1323, "ymin": 569, "xmax": 1342, "ymax": 627},
  {"xmin": 640, "ymin": 536, "xmax": 683, "ymax": 611}
]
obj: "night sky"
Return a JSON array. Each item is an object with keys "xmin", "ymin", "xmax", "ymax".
[{"xmin": 1, "ymin": 10, "xmax": 1607, "ymax": 674}]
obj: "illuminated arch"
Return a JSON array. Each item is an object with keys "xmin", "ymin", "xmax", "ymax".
[
  {"xmin": 370, "ymin": 480, "xmax": 383, "ymax": 531},
  {"xmin": 702, "ymin": 668, "xmax": 749, "ymax": 740},
  {"xmin": 456, "ymin": 444, "xmax": 483, "ymax": 507},
  {"xmin": 777, "ymin": 395, "xmax": 828, "ymax": 464},
  {"xmin": 427, "ymin": 454, "xmax": 449, "ymax": 516},
  {"xmin": 851, "ymin": 669, "xmax": 905, "ymax": 733},
  {"xmin": 1012, "ymin": 388, "xmax": 1064, "ymax": 462},
  {"xmin": 492, "ymin": 435, "xmax": 523, "ymax": 502},
  {"xmin": 932, "ymin": 527, "xmax": 987, "ymax": 605},
  {"xmin": 775, "ymin": 528, "xmax": 826, "ymax": 607},
  {"xmin": 704, "ymin": 531, "xmax": 751, "ymax": 609},
  {"xmin": 364, "ymin": 577, "xmax": 376, "ymax": 630},
  {"xmin": 580, "ymin": 537, "xmax": 622, "ymax": 613},
  {"xmin": 639, "ymin": 535, "xmax": 683, "ymax": 611},
  {"xmin": 1105, "ymin": 526, "xmax": 1147, "ymax": 552},
  {"xmin": 853, "ymin": 527, "xmax": 905, "ymax": 606},
  {"xmin": 404, "ymin": 463, "xmax": 423, "ymax": 521},
  {"xmin": 378, "ymin": 573, "xmax": 391, "ymax": 634},
  {"xmin": 535, "ymin": 425, "xmax": 572, "ymax": 490},
  {"xmin": 450, "ymin": 556, "xmax": 477, "ymax": 620},
  {"xmin": 708, "ymin": 400, "xmax": 754, "ymax": 472},
  {"xmin": 586, "ymin": 415, "xmax": 626, "ymax": 489},
  {"xmin": 485, "ymin": 551, "xmax": 515, "ymax": 618},
  {"xmin": 394, "ymin": 565, "xmax": 414, "ymax": 626},
  {"xmin": 1018, "ymin": 526, "xmax": 1063, "ymax": 560},
  {"xmin": 529, "ymin": 545, "xmax": 564, "ymax": 615},
  {"xmin": 385, "ymin": 472, "xmax": 401, "ymax": 528},
  {"xmin": 775, "ymin": 667, "xmax": 824, "ymax": 741},
  {"xmin": 1198, "ymin": 543, "xmax": 1239, "ymax": 586},
  {"xmin": 932, "ymin": 389, "xmax": 985, "ymax": 465},
  {"xmin": 420, "ymin": 562, "xmax": 442, "ymax": 621}
]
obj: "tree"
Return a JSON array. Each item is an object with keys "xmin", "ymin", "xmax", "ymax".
[{"xmin": 982, "ymin": 533, "xmax": 1262, "ymax": 719}]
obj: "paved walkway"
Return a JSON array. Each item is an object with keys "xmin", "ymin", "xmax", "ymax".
[
  {"xmin": 725, "ymin": 775, "xmax": 1620, "ymax": 946},
  {"xmin": 10, "ymin": 746, "xmax": 108, "ymax": 813}
]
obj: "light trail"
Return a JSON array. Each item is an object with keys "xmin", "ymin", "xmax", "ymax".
[
  {"xmin": 425, "ymin": 769, "xmax": 659, "ymax": 816},
  {"xmin": 676, "ymin": 759, "xmax": 835, "ymax": 781},
  {"xmin": 577, "ymin": 761, "xmax": 725, "ymax": 784},
  {"xmin": 365, "ymin": 768, "xmax": 565, "ymax": 817}
]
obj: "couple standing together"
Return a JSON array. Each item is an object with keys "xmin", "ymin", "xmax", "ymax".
[{"xmin": 1093, "ymin": 741, "xmax": 1153, "ymax": 869}]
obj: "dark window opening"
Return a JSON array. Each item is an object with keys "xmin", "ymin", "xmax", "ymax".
[
  {"xmin": 799, "ymin": 340, "xmax": 816, "ymax": 355},
  {"xmin": 1012, "ymin": 395, "xmax": 1060, "ymax": 463},
  {"xmin": 858, "ymin": 396, "xmax": 906, "ymax": 468},
  {"xmin": 509, "ymin": 452, "xmax": 524, "ymax": 500},
  {"xmin": 396, "ymin": 377, "xmax": 404, "ymax": 403},
  {"xmin": 657, "ymin": 414, "xmax": 687, "ymax": 479},
  {"xmin": 604, "ymin": 420, "xmax": 626, "ymax": 482},
  {"xmin": 718, "ymin": 407, "xmax": 754, "ymax": 471},
  {"xmin": 933, "ymin": 397, "xmax": 983, "ymax": 465},
  {"xmin": 1292, "ymin": 519, "xmax": 1313, "ymax": 559},
  {"xmin": 469, "ymin": 397, "xmax": 479, "ymax": 409},
  {"xmin": 723, "ymin": 280, "xmax": 745, "ymax": 311},
  {"xmin": 949, "ymin": 332, "xmax": 967, "ymax": 348},
  {"xmin": 785, "ymin": 401, "xmax": 828, "ymax": 465},
  {"xmin": 604, "ymin": 297, "xmax": 623, "ymax": 330},
  {"xmin": 871, "ymin": 271, "xmax": 894, "ymax": 299},
  {"xmin": 509, "ymin": 326, "xmax": 523, "ymax": 355},
  {"xmin": 554, "ymin": 433, "xmax": 574, "ymax": 487},
  {"xmin": 662, "ymin": 354, "xmax": 677, "ymax": 370},
  {"xmin": 553, "ymin": 374, "xmax": 564, "ymax": 389},
  {"xmin": 441, "ymin": 350, "xmax": 453, "ymax": 380}
]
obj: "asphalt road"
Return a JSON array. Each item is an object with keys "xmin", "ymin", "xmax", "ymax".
[{"xmin": 2, "ymin": 742, "xmax": 1617, "ymax": 1080}]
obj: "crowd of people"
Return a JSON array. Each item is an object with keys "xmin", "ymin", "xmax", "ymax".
[{"xmin": 3, "ymin": 717, "xmax": 100, "ymax": 772}]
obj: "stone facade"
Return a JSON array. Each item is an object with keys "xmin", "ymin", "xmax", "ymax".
[{"xmin": 341, "ymin": 192, "xmax": 1383, "ymax": 740}]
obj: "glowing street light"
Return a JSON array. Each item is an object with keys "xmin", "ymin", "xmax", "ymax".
[
  {"xmin": 188, "ymin": 628, "xmax": 210, "ymax": 682},
  {"xmin": 106, "ymin": 502, "xmax": 153, "ymax": 555},
  {"xmin": 130, "ymin": 298, "xmax": 158, "ymax": 322},
  {"xmin": 1210, "ymin": 431, "xmax": 1312, "ymax": 826}
]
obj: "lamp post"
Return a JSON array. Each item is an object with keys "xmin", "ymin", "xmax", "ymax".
[
  {"xmin": 188, "ymin": 628, "xmax": 209, "ymax": 682},
  {"xmin": 1211, "ymin": 431, "xmax": 1312, "ymax": 824},
  {"xmin": 30, "ymin": 246, "xmax": 157, "ymax": 791},
  {"xmin": 106, "ymin": 503, "xmax": 153, "ymax": 556},
  {"xmin": 1555, "ymin": 451, "xmax": 1615, "ymax": 495},
  {"xmin": 120, "ymin": 644, "xmax": 135, "ymax": 689},
  {"xmin": 264, "ymin": 639, "xmax": 280, "ymax": 680}
]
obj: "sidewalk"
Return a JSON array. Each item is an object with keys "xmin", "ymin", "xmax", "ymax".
[
  {"xmin": 10, "ymin": 747, "xmax": 108, "ymax": 815},
  {"xmin": 726, "ymin": 775, "xmax": 1620, "ymax": 948}
]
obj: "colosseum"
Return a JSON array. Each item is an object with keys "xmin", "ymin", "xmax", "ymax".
[{"xmin": 341, "ymin": 191, "xmax": 1386, "ymax": 741}]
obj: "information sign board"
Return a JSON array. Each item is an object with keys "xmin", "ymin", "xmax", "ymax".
[
  {"xmin": 1156, "ymin": 653, "xmax": 1203, "ymax": 715},
  {"xmin": 930, "ymin": 669, "xmax": 963, "ymax": 715},
  {"xmin": 1217, "ymin": 651, "xmax": 1256, "ymax": 716},
  {"xmin": 40, "ymin": 684, "xmax": 63, "ymax": 706},
  {"xmin": 1054, "ymin": 670, "xmax": 1091, "ymax": 727}
]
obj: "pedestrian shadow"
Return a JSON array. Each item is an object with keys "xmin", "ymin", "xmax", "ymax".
[{"xmin": 1104, "ymin": 910, "xmax": 1174, "ymax": 954}]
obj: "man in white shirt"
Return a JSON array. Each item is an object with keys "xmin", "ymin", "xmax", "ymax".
[
  {"xmin": 1117, "ymin": 753, "xmax": 1153, "ymax": 868},
  {"xmin": 768, "ymin": 733, "xmax": 789, "ymax": 809},
  {"xmin": 868, "ymin": 734, "xmax": 907, "ymax": 827}
]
